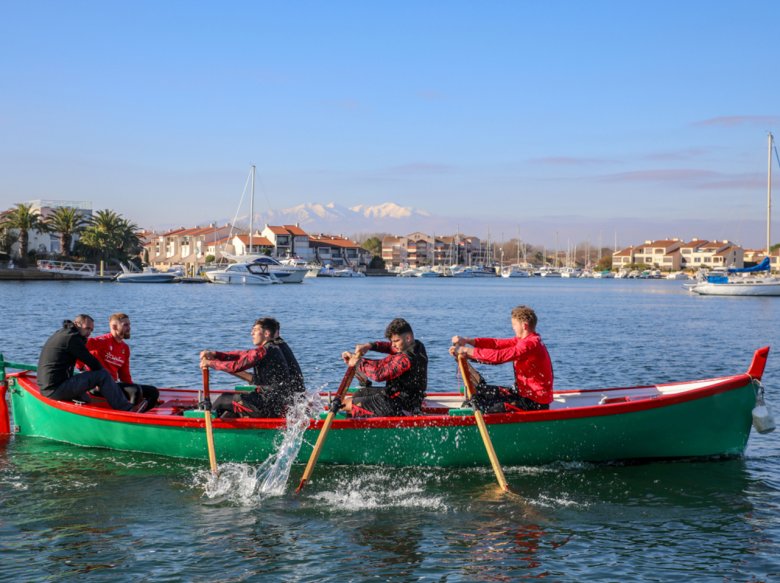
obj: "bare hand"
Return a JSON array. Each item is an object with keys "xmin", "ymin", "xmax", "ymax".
[
  {"xmin": 200, "ymin": 357, "xmax": 211, "ymax": 370},
  {"xmin": 354, "ymin": 343, "xmax": 372, "ymax": 356},
  {"xmin": 341, "ymin": 351, "xmax": 352, "ymax": 364},
  {"xmin": 347, "ymin": 353, "xmax": 362, "ymax": 368},
  {"xmin": 451, "ymin": 345, "xmax": 470, "ymax": 359},
  {"xmin": 452, "ymin": 335, "xmax": 467, "ymax": 346},
  {"xmin": 200, "ymin": 350, "xmax": 215, "ymax": 359}
]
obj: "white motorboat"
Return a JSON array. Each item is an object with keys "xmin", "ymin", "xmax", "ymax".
[
  {"xmin": 448, "ymin": 265, "xmax": 473, "ymax": 278},
  {"xmin": 501, "ymin": 265, "xmax": 531, "ymax": 278},
  {"xmin": 593, "ymin": 270, "xmax": 615, "ymax": 279},
  {"xmin": 204, "ymin": 262, "xmax": 276, "ymax": 285},
  {"xmin": 333, "ymin": 267, "xmax": 366, "ymax": 277},
  {"xmin": 560, "ymin": 267, "xmax": 581, "ymax": 278},
  {"xmin": 469, "ymin": 265, "xmax": 498, "ymax": 277},
  {"xmin": 666, "ymin": 272, "xmax": 690, "ymax": 280},
  {"xmin": 318, "ymin": 265, "xmax": 366, "ymax": 277},
  {"xmin": 116, "ymin": 263, "xmax": 178, "ymax": 283},
  {"xmin": 689, "ymin": 133, "xmax": 780, "ymax": 297},
  {"xmin": 245, "ymin": 256, "xmax": 306, "ymax": 283}
]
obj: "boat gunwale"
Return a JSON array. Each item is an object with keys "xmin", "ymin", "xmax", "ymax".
[{"xmin": 9, "ymin": 368, "xmax": 759, "ymax": 432}]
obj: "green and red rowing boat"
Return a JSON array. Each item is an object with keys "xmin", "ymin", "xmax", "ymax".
[{"xmin": 0, "ymin": 347, "xmax": 771, "ymax": 467}]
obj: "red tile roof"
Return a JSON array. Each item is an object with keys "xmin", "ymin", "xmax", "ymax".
[
  {"xmin": 234, "ymin": 234, "xmax": 274, "ymax": 247},
  {"xmin": 283, "ymin": 224, "xmax": 308, "ymax": 236}
]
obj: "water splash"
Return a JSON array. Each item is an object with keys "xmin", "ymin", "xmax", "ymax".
[
  {"xmin": 195, "ymin": 393, "xmax": 317, "ymax": 505},
  {"xmin": 310, "ymin": 469, "xmax": 449, "ymax": 512}
]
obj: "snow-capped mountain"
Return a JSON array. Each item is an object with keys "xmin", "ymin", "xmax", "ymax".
[{"xmin": 240, "ymin": 202, "xmax": 434, "ymax": 234}]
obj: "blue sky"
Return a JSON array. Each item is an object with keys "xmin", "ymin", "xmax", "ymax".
[{"xmin": 2, "ymin": 1, "xmax": 779, "ymax": 247}]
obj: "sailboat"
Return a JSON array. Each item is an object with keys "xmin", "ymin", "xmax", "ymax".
[
  {"xmin": 501, "ymin": 231, "xmax": 532, "ymax": 278},
  {"xmin": 689, "ymin": 133, "xmax": 780, "ymax": 296},
  {"xmin": 215, "ymin": 165, "xmax": 307, "ymax": 284}
]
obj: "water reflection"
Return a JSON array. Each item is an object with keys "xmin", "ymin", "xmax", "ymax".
[{"xmin": 2, "ymin": 278, "xmax": 779, "ymax": 580}]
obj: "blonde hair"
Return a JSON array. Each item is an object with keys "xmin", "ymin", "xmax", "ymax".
[{"xmin": 109, "ymin": 312, "xmax": 130, "ymax": 324}]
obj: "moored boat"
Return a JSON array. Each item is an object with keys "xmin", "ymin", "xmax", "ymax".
[
  {"xmin": 689, "ymin": 133, "xmax": 780, "ymax": 296},
  {"xmin": 1, "ymin": 347, "xmax": 772, "ymax": 467},
  {"xmin": 116, "ymin": 263, "xmax": 179, "ymax": 283},
  {"xmin": 204, "ymin": 262, "xmax": 276, "ymax": 285}
]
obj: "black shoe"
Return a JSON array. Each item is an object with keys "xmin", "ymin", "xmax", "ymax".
[{"xmin": 130, "ymin": 399, "xmax": 149, "ymax": 414}]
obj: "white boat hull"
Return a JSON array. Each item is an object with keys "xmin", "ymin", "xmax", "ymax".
[
  {"xmin": 689, "ymin": 278, "xmax": 780, "ymax": 296},
  {"xmin": 116, "ymin": 273, "xmax": 178, "ymax": 283},
  {"xmin": 206, "ymin": 272, "xmax": 274, "ymax": 285}
]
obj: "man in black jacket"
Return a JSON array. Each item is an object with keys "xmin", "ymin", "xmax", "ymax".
[
  {"xmin": 200, "ymin": 317, "xmax": 297, "ymax": 418},
  {"xmin": 37, "ymin": 315, "xmax": 142, "ymax": 412},
  {"xmin": 339, "ymin": 318, "xmax": 428, "ymax": 417}
]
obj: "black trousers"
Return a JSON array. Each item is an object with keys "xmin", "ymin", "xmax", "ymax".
[{"xmin": 118, "ymin": 382, "xmax": 159, "ymax": 408}]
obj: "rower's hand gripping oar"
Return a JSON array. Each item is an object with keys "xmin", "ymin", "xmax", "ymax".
[
  {"xmin": 458, "ymin": 355, "xmax": 511, "ymax": 493},
  {"xmin": 296, "ymin": 362, "xmax": 358, "ymax": 493},
  {"xmin": 201, "ymin": 368, "xmax": 219, "ymax": 476}
]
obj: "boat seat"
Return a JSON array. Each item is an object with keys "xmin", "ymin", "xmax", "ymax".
[
  {"xmin": 448, "ymin": 408, "xmax": 474, "ymax": 416},
  {"xmin": 599, "ymin": 395, "xmax": 631, "ymax": 405}
]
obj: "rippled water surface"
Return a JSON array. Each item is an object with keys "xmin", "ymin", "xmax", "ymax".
[{"xmin": 2, "ymin": 277, "xmax": 779, "ymax": 581}]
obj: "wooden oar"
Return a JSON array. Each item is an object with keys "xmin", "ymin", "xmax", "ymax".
[
  {"xmin": 201, "ymin": 368, "xmax": 219, "ymax": 476},
  {"xmin": 296, "ymin": 363, "xmax": 357, "ymax": 493},
  {"xmin": 458, "ymin": 355, "xmax": 510, "ymax": 493}
]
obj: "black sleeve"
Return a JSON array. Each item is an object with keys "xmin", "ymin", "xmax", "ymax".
[{"xmin": 68, "ymin": 335, "xmax": 104, "ymax": 371}]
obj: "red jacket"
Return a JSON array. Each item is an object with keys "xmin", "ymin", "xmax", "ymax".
[
  {"xmin": 86, "ymin": 333, "xmax": 132, "ymax": 383},
  {"xmin": 471, "ymin": 333, "xmax": 554, "ymax": 404}
]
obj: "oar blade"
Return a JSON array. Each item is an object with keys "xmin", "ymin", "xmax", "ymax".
[
  {"xmin": 296, "ymin": 364, "xmax": 357, "ymax": 493},
  {"xmin": 458, "ymin": 356, "xmax": 511, "ymax": 493}
]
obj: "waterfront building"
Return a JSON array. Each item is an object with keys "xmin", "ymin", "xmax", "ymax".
[
  {"xmin": 144, "ymin": 223, "xmax": 235, "ymax": 271},
  {"xmin": 15, "ymin": 200, "xmax": 93, "ymax": 256},
  {"xmin": 381, "ymin": 233, "xmax": 483, "ymax": 269},
  {"xmin": 231, "ymin": 233, "xmax": 274, "ymax": 256},
  {"xmin": 260, "ymin": 224, "xmax": 313, "ymax": 261},
  {"xmin": 613, "ymin": 238, "xmax": 746, "ymax": 271},
  {"xmin": 632, "ymin": 239, "xmax": 684, "ymax": 271},
  {"xmin": 381, "ymin": 236, "xmax": 407, "ymax": 267},
  {"xmin": 680, "ymin": 239, "xmax": 743, "ymax": 270},
  {"xmin": 612, "ymin": 245, "xmax": 638, "ymax": 269},
  {"xmin": 308, "ymin": 234, "xmax": 370, "ymax": 267}
]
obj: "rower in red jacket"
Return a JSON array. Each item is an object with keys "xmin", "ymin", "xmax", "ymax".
[{"xmin": 450, "ymin": 305, "xmax": 553, "ymax": 412}]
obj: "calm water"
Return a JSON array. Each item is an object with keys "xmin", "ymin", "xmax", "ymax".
[{"xmin": 1, "ymin": 277, "xmax": 779, "ymax": 581}]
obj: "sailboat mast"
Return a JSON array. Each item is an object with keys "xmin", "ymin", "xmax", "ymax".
[
  {"xmin": 250, "ymin": 164, "xmax": 255, "ymax": 254},
  {"xmin": 768, "ymin": 133, "xmax": 773, "ymax": 258}
]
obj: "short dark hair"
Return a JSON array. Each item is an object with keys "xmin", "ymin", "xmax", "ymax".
[
  {"xmin": 385, "ymin": 318, "xmax": 413, "ymax": 339},
  {"xmin": 254, "ymin": 317, "xmax": 280, "ymax": 336},
  {"xmin": 74, "ymin": 314, "xmax": 94, "ymax": 325}
]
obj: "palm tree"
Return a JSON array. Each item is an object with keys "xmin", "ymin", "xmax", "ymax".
[
  {"xmin": 78, "ymin": 209, "xmax": 143, "ymax": 265},
  {"xmin": 0, "ymin": 203, "xmax": 47, "ymax": 263},
  {"xmin": 45, "ymin": 206, "xmax": 89, "ymax": 258}
]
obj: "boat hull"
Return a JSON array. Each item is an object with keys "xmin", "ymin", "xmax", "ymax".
[
  {"xmin": 205, "ymin": 272, "xmax": 274, "ymax": 285},
  {"xmin": 116, "ymin": 274, "xmax": 177, "ymax": 283},
  {"xmin": 690, "ymin": 279, "xmax": 780, "ymax": 296},
  {"xmin": 7, "ymin": 370, "xmax": 760, "ymax": 467}
]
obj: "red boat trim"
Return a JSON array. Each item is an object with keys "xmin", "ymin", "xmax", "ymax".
[{"xmin": 11, "ymin": 369, "xmax": 756, "ymax": 432}]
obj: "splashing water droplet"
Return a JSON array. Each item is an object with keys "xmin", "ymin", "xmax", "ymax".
[{"xmin": 196, "ymin": 391, "xmax": 318, "ymax": 505}]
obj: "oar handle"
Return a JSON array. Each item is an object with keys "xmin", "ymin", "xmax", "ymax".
[
  {"xmin": 202, "ymin": 367, "xmax": 211, "ymax": 400},
  {"xmin": 296, "ymin": 364, "xmax": 357, "ymax": 493},
  {"xmin": 458, "ymin": 356, "xmax": 510, "ymax": 493},
  {"xmin": 201, "ymin": 367, "xmax": 218, "ymax": 476}
]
